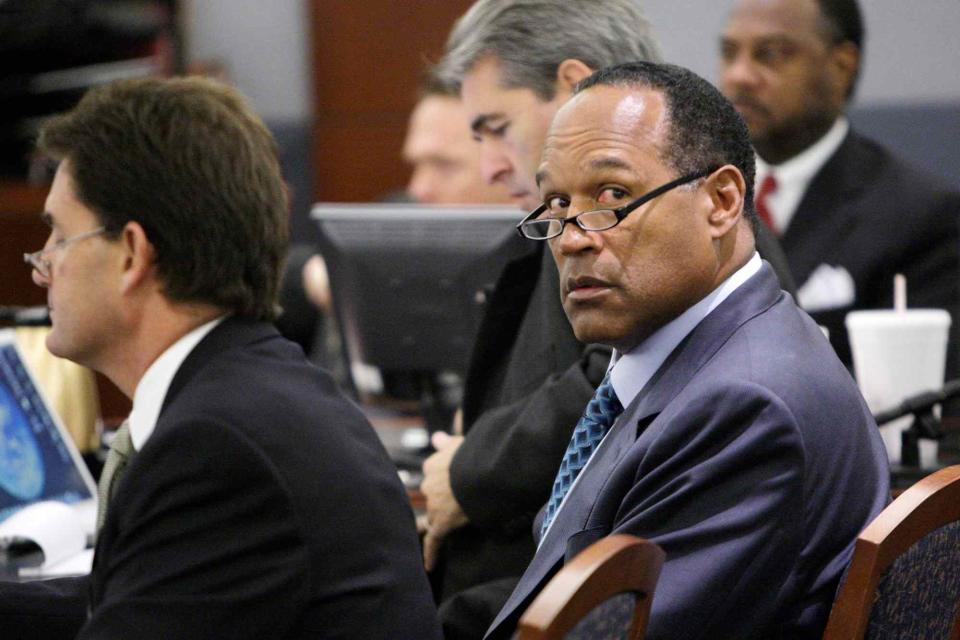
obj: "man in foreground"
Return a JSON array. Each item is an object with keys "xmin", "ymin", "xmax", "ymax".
[
  {"xmin": 1, "ymin": 77, "xmax": 440, "ymax": 639},
  {"xmin": 486, "ymin": 61, "xmax": 889, "ymax": 640},
  {"xmin": 422, "ymin": 3, "xmax": 794, "ymax": 636}
]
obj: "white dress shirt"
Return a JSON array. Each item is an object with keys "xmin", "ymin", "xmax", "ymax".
[
  {"xmin": 127, "ymin": 316, "xmax": 226, "ymax": 451},
  {"xmin": 755, "ymin": 117, "xmax": 849, "ymax": 234},
  {"xmin": 540, "ymin": 253, "xmax": 763, "ymax": 544}
]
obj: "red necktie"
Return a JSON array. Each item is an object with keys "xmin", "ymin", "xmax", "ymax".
[{"xmin": 755, "ymin": 173, "xmax": 778, "ymax": 234}]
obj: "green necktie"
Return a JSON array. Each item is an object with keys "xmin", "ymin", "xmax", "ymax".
[{"xmin": 95, "ymin": 420, "xmax": 133, "ymax": 535}]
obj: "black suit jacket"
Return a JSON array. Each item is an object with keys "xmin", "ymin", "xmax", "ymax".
[
  {"xmin": 782, "ymin": 129, "xmax": 960, "ymax": 370},
  {"xmin": 1, "ymin": 319, "xmax": 441, "ymax": 640},
  {"xmin": 443, "ymin": 245, "xmax": 610, "ymax": 601}
]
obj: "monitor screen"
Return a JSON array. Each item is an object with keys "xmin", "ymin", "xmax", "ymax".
[
  {"xmin": 0, "ymin": 333, "xmax": 96, "ymax": 523},
  {"xmin": 311, "ymin": 203, "xmax": 531, "ymax": 380}
]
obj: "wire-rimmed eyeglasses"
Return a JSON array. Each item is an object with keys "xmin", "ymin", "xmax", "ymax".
[
  {"xmin": 516, "ymin": 167, "xmax": 717, "ymax": 240},
  {"xmin": 23, "ymin": 227, "xmax": 107, "ymax": 279}
]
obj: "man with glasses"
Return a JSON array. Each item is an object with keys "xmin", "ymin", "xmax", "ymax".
[
  {"xmin": 3, "ymin": 77, "xmax": 441, "ymax": 640},
  {"xmin": 423, "ymin": 2, "xmax": 795, "ymax": 637},
  {"xmin": 485, "ymin": 61, "xmax": 889, "ymax": 640}
]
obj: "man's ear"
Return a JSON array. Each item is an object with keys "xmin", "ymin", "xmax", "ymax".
[
  {"xmin": 704, "ymin": 165, "xmax": 745, "ymax": 239},
  {"xmin": 828, "ymin": 41, "xmax": 859, "ymax": 103},
  {"xmin": 118, "ymin": 221, "xmax": 157, "ymax": 295},
  {"xmin": 554, "ymin": 59, "xmax": 594, "ymax": 97}
]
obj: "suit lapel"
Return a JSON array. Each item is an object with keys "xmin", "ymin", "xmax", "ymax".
[
  {"xmin": 781, "ymin": 130, "xmax": 871, "ymax": 284},
  {"xmin": 485, "ymin": 263, "xmax": 784, "ymax": 638},
  {"xmin": 462, "ymin": 242, "xmax": 543, "ymax": 424}
]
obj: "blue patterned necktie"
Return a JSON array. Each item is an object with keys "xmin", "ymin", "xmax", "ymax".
[{"xmin": 540, "ymin": 374, "xmax": 623, "ymax": 538}]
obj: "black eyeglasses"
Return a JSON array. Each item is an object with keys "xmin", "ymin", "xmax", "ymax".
[{"xmin": 516, "ymin": 168, "xmax": 717, "ymax": 240}]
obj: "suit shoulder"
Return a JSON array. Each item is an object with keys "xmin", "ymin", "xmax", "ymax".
[{"xmin": 849, "ymin": 130, "xmax": 960, "ymax": 200}]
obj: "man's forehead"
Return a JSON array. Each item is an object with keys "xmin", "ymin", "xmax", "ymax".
[
  {"xmin": 462, "ymin": 55, "xmax": 537, "ymax": 118},
  {"xmin": 551, "ymin": 85, "xmax": 666, "ymax": 142},
  {"xmin": 405, "ymin": 97, "xmax": 466, "ymax": 153},
  {"xmin": 725, "ymin": 0, "xmax": 823, "ymax": 39},
  {"xmin": 539, "ymin": 87, "xmax": 667, "ymax": 186},
  {"xmin": 43, "ymin": 161, "xmax": 100, "ymax": 228}
]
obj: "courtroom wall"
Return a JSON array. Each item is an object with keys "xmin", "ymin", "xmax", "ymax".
[{"xmin": 183, "ymin": 0, "xmax": 960, "ymax": 238}]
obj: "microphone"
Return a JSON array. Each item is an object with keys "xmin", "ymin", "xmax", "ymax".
[
  {"xmin": 873, "ymin": 379, "xmax": 960, "ymax": 468},
  {"xmin": 873, "ymin": 379, "xmax": 960, "ymax": 426},
  {"xmin": 0, "ymin": 306, "xmax": 51, "ymax": 327}
]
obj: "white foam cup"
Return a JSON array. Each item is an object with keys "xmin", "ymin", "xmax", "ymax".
[{"xmin": 846, "ymin": 309, "xmax": 951, "ymax": 466}]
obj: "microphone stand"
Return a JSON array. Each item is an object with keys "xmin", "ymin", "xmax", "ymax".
[{"xmin": 873, "ymin": 379, "xmax": 960, "ymax": 468}]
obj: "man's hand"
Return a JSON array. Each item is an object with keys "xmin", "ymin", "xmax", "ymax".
[
  {"xmin": 301, "ymin": 254, "xmax": 331, "ymax": 312},
  {"xmin": 421, "ymin": 431, "xmax": 468, "ymax": 571}
]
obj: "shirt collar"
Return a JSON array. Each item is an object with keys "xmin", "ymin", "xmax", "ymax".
[
  {"xmin": 609, "ymin": 252, "xmax": 762, "ymax": 408},
  {"xmin": 755, "ymin": 117, "xmax": 849, "ymax": 232},
  {"xmin": 128, "ymin": 316, "xmax": 226, "ymax": 451}
]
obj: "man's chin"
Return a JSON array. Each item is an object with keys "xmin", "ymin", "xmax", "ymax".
[
  {"xmin": 45, "ymin": 333, "xmax": 66, "ymax": 359},
  {"xmin": 567, "ymin": 314, "xmax": 615, "ymax": 348},
  {"xmin": 44, "ymin": 330, "xmax": 79, "ymax": 364}
]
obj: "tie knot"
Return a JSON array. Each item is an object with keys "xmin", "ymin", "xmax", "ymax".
[
  {"xmin": 109, "ymin": 421, "xmax": 134, "ymax": 459},
  {"xmin": 592, "ymin": 376, "xmax": 623, "ymax": 419},
  {"xmin": 754, "ymin": 173, "xmax": 779, "ymax": 233},
  {"xmin": 757, "ymin": 173, "xmax": 778, "ymax": 198}
]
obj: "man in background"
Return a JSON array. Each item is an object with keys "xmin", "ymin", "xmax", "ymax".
[
  {"xmin": 298, "ymin": 70, "xmax": 510, "ymax": 323},
  {"xmin": 487, "ymin": 60, "xmax": 889, "ymax": 639},
  {"xmin": 719, "ymin": 0, "xmax": 960, "ymax": 368},
  {"xmin": 403, "ymin": 72, "xmax": 513, "ymax": 206},
  {"xmin": 422, "ymin": 1, "xmax": 794, "ymax": 637},
  {"xmin": 0, "ymin": 76, "xmax": 440, "ymax": 640}
]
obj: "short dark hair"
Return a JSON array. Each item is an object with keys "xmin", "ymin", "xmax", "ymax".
[
  {"xmin": 815, "ymin": 0, "xmax": 864, "ymax": 97},
  {"xmin": 37, "ymin": 76, "xmax": 288, "ymax": 321},
  {"xmin": 815, "ymin": 0, "xmax": 864, "ymax": 49},
  {"xmin": 575, "ymin": 62, "xmax": 758, "ymax": 228}
]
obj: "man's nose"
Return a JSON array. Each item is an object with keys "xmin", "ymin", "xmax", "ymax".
[
  {"xmin": 407, "ymin": 167, "xmax": 436, "ymax": 203},
  {"xmin": 553, "ymin": 216, "xmax": 602, "ymax": 256},
  {"xmin": 478, "ymin": 142, "xmax": 512, "ymax": 186},
  {"xmin": 31, "ymin": 266, "xmax": 50, "ymax": 288},
  {"xmin": 721, "ymin": 53, "xmax": 762, "ymax": 92}
]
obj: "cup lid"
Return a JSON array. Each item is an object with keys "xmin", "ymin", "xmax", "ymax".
[{"xmin": 845, "ymin": 308, "xmax": 952, "ymax": 329}]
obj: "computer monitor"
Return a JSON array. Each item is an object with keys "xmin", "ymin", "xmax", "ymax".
[
  {"xmin": 311, "ymin": 203, "xmax": 530, "ymax": 432},
  {"xmin": 0, "ymin": 331, "xmax": 97, "ymax": 527}
]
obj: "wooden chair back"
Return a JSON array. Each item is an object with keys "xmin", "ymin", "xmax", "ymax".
[
  {"xmin": 823, "ymin": 464, "xmax": 960, "ymax": 639},
  {"xmin": 516, "ymin": 534, "xmax": 665, "ymax": 640}
]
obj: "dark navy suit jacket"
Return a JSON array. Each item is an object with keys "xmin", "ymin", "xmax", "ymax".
[
  {"xmin": 0, "ymin": 319, "xmax": 441, "ymax": 640},
  {"xmin": 485, "ymin": 263, "xmax": 890, "ymax": 640},
  {"xmin": 443, "ymin": 231, "xmax": 795, "ymax": 604}
]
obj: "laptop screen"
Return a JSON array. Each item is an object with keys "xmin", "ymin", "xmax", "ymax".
[{"xmin": 0, "ymin": 332, "xmax": 96, "ymax": 523}]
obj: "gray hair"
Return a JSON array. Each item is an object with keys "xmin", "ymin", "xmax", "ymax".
[{"xmin": 440, "ymin": 0, "xmax": 662, "ymax": 100}]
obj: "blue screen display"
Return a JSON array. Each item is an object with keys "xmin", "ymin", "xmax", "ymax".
[{"xmin": 0, "ymin": 343, "xmax": 93, "ymax": 522}]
